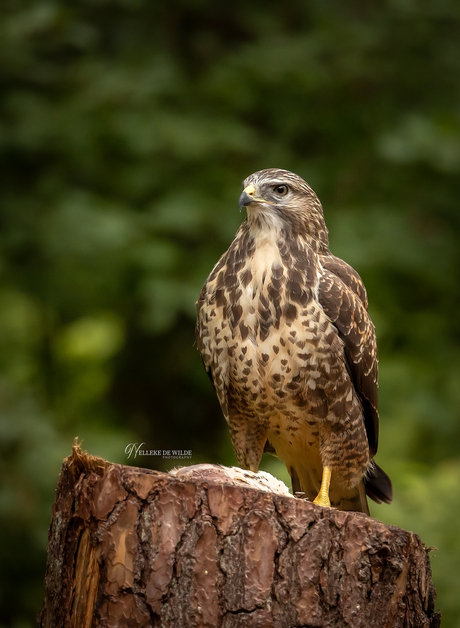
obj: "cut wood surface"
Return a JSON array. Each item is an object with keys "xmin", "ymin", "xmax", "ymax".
[{"xmin": 38, "ymin": 442, "xmax": 441, "ymax": 628}]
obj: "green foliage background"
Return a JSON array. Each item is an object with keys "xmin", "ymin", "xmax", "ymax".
[{"xmin": 1, "ymin": 1, "xmax": 459, "ymax": 625}]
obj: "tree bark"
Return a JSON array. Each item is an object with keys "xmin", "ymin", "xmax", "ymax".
[{"xmin": 39, "ymin": 442, "xmax": 441, "ymax": 628}]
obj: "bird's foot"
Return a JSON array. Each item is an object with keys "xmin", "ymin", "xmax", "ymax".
[
  {"xmin": 313, "ymin": 466, "xmax": 332, "ymax": 508},
  {"xmin": 313, "ymin": 492, "xmax": 331, "ymax": 508}
]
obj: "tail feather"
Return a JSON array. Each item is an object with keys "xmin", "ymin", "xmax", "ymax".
[
  {"xmin": 288, "ymin": 462, "xmax": 392, "ymax": 515},
  {"xmin": 331, "ymin": 481, "xmax": 370, "ymax": 515},
  {"xmin": 365, "ymin": 462, "xmax": 393, "ymax": 505},
  {"xmin": 290, "ymin": 467, "xmax": 371, "ymax": 514}
]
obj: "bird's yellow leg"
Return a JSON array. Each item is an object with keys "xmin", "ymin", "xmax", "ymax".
[{"xmin": 313, "ymin": 466, "xmax": 332, "ymax": 507}]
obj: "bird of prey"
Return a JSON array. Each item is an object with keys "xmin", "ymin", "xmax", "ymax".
[{"xmin": 196, "ymin": 168, "xmax": 392, "ymax": 514}]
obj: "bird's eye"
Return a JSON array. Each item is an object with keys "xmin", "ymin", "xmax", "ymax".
[{"xmin": 274, "ymin": 184, "xmax": 289, "ymax": 196}]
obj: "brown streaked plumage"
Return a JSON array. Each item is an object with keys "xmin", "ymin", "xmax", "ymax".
[{"xmin": 196, "ymin": 168, "xmax": 392, "ymax": 514}]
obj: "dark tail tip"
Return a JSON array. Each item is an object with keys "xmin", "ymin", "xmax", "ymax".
[{"xmin": 364, "ymin": 462, "xmax": 393, "ymax": 505}]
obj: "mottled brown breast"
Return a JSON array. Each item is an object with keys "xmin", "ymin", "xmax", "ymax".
[
  {"xmin": 196, "ymin": 220, "xmax": 357, "ymax": 467},
  {"xmin": 196, "ymin": 167, "xmax": 392, "ymax": 512}
]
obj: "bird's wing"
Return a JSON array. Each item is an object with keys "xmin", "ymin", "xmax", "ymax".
[
  {"xmin": 195, "ymin": 249, "xmax": 227, "ymax": 375},
  {"xmin": 195, "ymin": 250, "xmax": 234, "ymax": 420},
  {"xmin": 196, "ymin": 286, "xmax": 213, "ymax": 378},
  {"xmin": 321, "ymin": 254, "xmax": 369, "ymax": 308},
  {"xmin": 318, "ymin": 256, "xmax": 379, "ymax": 457}
]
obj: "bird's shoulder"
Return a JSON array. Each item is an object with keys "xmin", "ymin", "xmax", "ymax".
[{"xmin": 320, "ymin": 253, "xmax": 368, "ymax": 309}]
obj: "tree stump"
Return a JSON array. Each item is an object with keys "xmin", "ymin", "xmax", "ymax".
[{"xmin": 38, "ymin": 443, "xmax": 441, "ymax": 628}]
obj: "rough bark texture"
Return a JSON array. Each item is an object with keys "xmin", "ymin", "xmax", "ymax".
[{"xmin": 39, "ymin": 443, "xmax": 441, "ymax": 628}]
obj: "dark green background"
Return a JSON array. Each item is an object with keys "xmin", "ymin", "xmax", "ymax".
[{"xmin": 1, "ymin": 1, "xmax": 459, "ymax": 625}]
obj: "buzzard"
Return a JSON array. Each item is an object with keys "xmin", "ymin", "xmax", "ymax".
[{"xmin": 196, "ymin": 168, "xmax": 392, "ymax": 514}]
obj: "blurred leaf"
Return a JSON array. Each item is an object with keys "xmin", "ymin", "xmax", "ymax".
[
  {"xmin": 56, "ymin": 314, "xmax": 124, "ymax": 361},
  {"xmin": 1, "ymin": 0, "xmax": 459, "ymax": 625}
]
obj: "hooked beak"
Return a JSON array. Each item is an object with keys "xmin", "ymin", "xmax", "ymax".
[{"xmin": 238, "ymin": 184, "xmax": 260, "ymax": 212}]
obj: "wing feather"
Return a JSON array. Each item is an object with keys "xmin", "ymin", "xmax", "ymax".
[
  {"xmin": 321, "ymin": 254, "xmax": 369, "ymax": 308},
  {"xmin": 318, "ymin": 256, "xmax": 379, "ymax": 457}
]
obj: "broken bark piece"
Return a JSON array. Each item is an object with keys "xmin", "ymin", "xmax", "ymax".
[{"xmin": 38, "ymin": 443, "xmax": 441, "ymax": 628}]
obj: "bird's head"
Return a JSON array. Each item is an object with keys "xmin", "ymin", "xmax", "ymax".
[{"xmin": 238, "ymin": 168, "xmax": 329, "ymax": 253}]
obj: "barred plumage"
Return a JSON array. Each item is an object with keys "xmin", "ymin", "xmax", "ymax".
[{"xmin": 196, "ymin": 168, "xmax": 392, "ymax": 513}]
